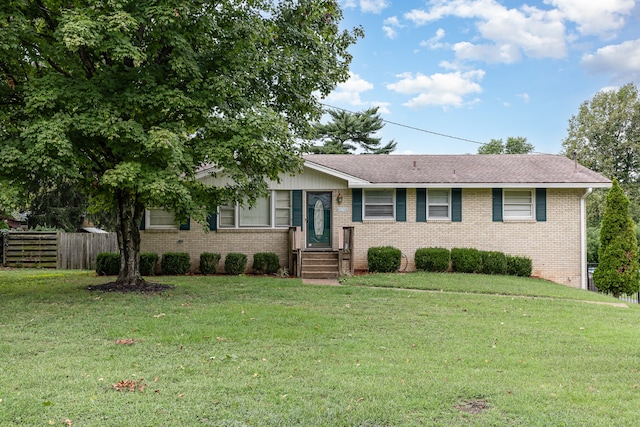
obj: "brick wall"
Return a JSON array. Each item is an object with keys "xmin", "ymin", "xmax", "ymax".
[{"xmin": 141, "ymin": 187, "xmax": 585, "ymax": 286}]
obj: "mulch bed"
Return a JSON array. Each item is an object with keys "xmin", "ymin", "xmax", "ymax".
[{"xmin": 87, "ymin": 281, "xmax": 174, "ymax": 293}]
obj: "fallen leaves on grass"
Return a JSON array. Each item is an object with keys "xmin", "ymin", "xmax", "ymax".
[
  {"xmin": 111, "ymin": 378, "xmax": 147, "ymax": 392},
  {"xmin": 455, "ymin": 398, "xmax": 490, "ymax": 414},
  {"xmin": 115, "ymin": 339, "xmax": 135, "ymax": 345}
]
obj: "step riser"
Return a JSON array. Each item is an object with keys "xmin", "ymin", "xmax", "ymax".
[{"xmin": 301, "ymin": 252, "xmax": 339, "ymax": 279}]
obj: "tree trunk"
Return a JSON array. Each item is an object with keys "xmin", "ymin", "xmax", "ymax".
[{"xmin": 114, "ymin": 191, "xmax": 144, "ymax": 287}]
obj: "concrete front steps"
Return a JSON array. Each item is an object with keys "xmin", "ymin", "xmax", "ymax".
[{"xmin": 301, "ymin": 251, "xmax": 339, "ymax": 279}]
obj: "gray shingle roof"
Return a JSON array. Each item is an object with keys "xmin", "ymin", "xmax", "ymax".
[{"xmin": 303, "ymin": 154, "xmax": 611, "ymax": 187}]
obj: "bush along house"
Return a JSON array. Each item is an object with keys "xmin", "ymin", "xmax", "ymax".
[{"xmin": 140, "ymin": 154, "xmax": 611, "ymax": 288}]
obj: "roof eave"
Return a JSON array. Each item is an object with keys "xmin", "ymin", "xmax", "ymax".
[{"xmin": 349, "ymin": 182, "xmax": 612, "ymax": 189}]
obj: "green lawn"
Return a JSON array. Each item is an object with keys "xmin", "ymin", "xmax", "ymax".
[{"xmin": 1, "ymin": 269, "xmax": 639, "ymax": 426}]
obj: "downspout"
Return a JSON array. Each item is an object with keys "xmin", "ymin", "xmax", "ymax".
[{"xmin": 580, "ymin": 188, "xmax": 593, "ymax": 289}]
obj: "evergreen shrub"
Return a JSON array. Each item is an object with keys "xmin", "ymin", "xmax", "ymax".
[
  {"xmin": 96, "ymin": 252, "xmax": 119, "ymax": 276},
  {"xmin": 480, "ymin": 251, "xmax": 508, "ymax": 275},
  {"xmin": 161, "ymin": 252, "xmax": 190, "ymax": 275},
  {"xmin": 200, "ymin": 252, "xmax": 221, "ymax": 275},
  {"xmin": 225, "ymin": 252, "xmax": 248, "ymax": 275},
  {"xmin": 140, "ymin": 252, "xmax": 158, "ymax": 276},
  {"xmin": 253, "ymin": 252, "xmax": 280, "ymax": 275},
  {"xmin": 414, "ymin": 247, "xmax": 450, "ymax": 272},
  {"xmin": 506, "ymin": 255, "xmax": 532, "ymax": 277},
  {"xmin": 451, "ymin": 248, "xmax": 482, "ymax": 273},
  {"xmin": 367, "ymin": 246, "xmax": 401, "ymax": 273}
]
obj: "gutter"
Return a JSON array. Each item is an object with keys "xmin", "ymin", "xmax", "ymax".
[{"xmin": 580, "ymin": 188, "xmax": 593, "ymax": 289}]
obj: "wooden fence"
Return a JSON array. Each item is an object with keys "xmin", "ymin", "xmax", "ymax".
[
  {"xmin": 58, "ymin": 232, "xmax": 118, "ymax": 270},
  {"xmin": 2, "ymin": 231, "xmax": 117, "ymax": 270}
]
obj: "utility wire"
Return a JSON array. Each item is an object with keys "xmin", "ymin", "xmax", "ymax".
[{"xmin": 319, "ymin": 102, "xmax": 557, "ymax": 156}]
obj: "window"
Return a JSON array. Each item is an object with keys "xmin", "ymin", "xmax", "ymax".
[
  {"xmin": 219, "ymin": 190, "xmax": 291, "ymax": 228},
  {"xmin": 147, "ymin": 209, "xmax": 177, "ymax": 229},
  {"xmin": 364, "ymin": 189, "xmax": 394, "ymax": 219},
  {"xmin": 504, "ymin": 189, "xmax": 534, "ymax": 219},
  {"xmin": 427, "ymin": 189, "xmax": 450, "ymax": 219}
]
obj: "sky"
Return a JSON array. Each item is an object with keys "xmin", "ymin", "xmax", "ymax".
[{"xmin": 322, "ymin": 0, "xmax": 640, "ymax": 155}]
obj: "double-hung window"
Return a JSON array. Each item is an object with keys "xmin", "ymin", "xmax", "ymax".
[
  {"xmin": 146, "ymin": 209, "xmax": 177, "ymax": 229},
  {"xmin": 427, "ymin": 189, "xmax": 450, "ymax": 219},
  {"xmin": 364, "ymin": 189, "xmax": 395, "ymax": 220},
  {"xmin": 219, "ymin": 190, "xmax": 291, "ymax": 228},
  {"xmin": 503, "ymin": 189, "xmax": 534, "ymax": 219}
]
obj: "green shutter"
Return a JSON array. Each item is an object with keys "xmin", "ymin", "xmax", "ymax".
[
  {"xmin": 536, "ymin": 188, "xmax": 547, "ymax": 222},
  {"xmin": 139, "ymin": 210, "xmax": 146, "ymax": 230},
  {"xmin": 179, "ymin": 218, "xmax": 191, "ymax": 230},
  {"xmin": 416, "ymin": 188, "xmax": 426, "ymax": 222},
  {"xmin": 451, "ymin": 188, "xmax": 462, "ymax": 222},
  {"xmin": 352, "ymin": 189, "xmax": 362, "ymax": 222},
  {"xmin": 292, "ymin": 190, "xmax": 303, "ymax": 229},
  {"xmin": 396, "ymin": 188, "xmax": 406, "ymax": 222},
  {"xmin": 207, "ymin": 212, "xmax": 217, "ymax": 231},
  {"xmin": 492, "ymin": 188, "xmax": 503, "ymax": 222}
]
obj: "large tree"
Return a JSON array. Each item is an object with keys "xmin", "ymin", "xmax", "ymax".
[
  {"xmin": 309, "ymin": 107, "xmax": 397, "ymax": 154},
  {"xmin": 477, "ymin": 136, "xmax": 534, "ymax": 154},
  {"xmin": 562, "ymin": 83, "xmax": 640, "ymax": 225},
  {"xmin": 0, "ymin": 0, "xmax": 361, "ymax": 287}
]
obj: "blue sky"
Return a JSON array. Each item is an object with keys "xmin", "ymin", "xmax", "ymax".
[{"xmin": 322, "ymin": 0, "xmax": 640, "ymax": 155}]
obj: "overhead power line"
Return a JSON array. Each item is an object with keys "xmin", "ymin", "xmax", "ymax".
[{"xmin": 319, "ymin": 102, "xmax": 555, "ymax": 155}]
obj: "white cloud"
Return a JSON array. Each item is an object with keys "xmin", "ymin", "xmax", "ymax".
[
  {"xmin": 360, "ymin": 0, "xmax": 389, "ymax": 14},
  {"xmin": 420, "ymin": 28, "xmax": 446, "ymax": 49},
  {"xmin": 386, "ymin": 70, "xmax": 485, "ymax": 108},
  {"xmin": 545, "ymin": 0, "xmax": 635, "ymax": 36},
  {"xmin": 326, "ymin": 72, "xmax": 374, "ymax": 106},
  {"xmin": 341, "ymin": 0, "xmax": 357, "ymax": 9},
  {"xmin": 582, "ymin": 39, "xmax": 640, "ymax": 83},
  {"xmin": 517, "ymin": 93, "xmax": 530, "ymax": 103},
  {"xmin": 405, "ymin": 0, "xmax": 567, "ymax": 63},
  {"xmin": 382, "ymin": 16, "xmax": 402, "ymax": 39}
]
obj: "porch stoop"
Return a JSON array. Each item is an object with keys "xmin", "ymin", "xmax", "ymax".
[{"xmin": 300, "ymin": 251, "xmax": 339, "ymax": 280}]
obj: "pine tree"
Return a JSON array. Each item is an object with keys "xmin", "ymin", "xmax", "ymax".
[
  {"xmin": 593, "ymin": 179, "xmax": 640, "ymax": 297},
  {"xmin": 310, "ymin": 107, "xmax": 397, "ymax": 154}
]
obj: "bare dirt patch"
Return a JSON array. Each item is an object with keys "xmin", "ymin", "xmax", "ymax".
[{"xmin": 455, "ymin": 398, "xmax": 490, "ymax": 414}]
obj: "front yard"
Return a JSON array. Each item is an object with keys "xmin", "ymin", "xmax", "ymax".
[{"xmin": 1, "ymin": 269, "xmax": 639, "ymax": 426}]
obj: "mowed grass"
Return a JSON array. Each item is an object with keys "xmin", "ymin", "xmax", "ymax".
[{"xmin": 1, "ymin": 270, "xmax": 640, "ymax": 426}]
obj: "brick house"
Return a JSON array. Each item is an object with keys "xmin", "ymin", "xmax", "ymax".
[{"xmin": 140, "ymin": 154, "xmax": 610, "ymax": 288}]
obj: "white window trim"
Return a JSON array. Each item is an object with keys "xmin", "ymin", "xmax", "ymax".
[
  {"xmin": 427, "ymin": 189, "xmax": 451, "ymax": 220},
  {"xmin": 503, "ymin": 189, "xmax": 535, "ymax": 220},
  {"xmin": 363, "ymin": 189, "xmax": 395, "ymax": 220},
  {"xmin": 145, "ymin": 209, "xmax": 179, "ymax": 230},
  {"xmin": 219, "ymin": 190, "xmax": 292, "ymax": 229}
]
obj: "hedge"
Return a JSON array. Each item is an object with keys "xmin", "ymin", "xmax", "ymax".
[
  {"xmin": 200, "ymin": 252, "xmax": 221, "ymax": 275},
  {"xmin": 225, "ymin": 252, "xmax": 248, "ymax": 275},
  {"xmin": 253, "ymin": 252, "xmax": 280, "ymax": 275},
  {"xmin": 367, "ymin": 246, "xmax": 401, "ymax": 273},
  {"xmin": 161, "ymin": 252, "xmax": 190, "ymax": 275},
  {"xmin": 414, "ymin": 247, "xmax": 450, "ymax": 272}
]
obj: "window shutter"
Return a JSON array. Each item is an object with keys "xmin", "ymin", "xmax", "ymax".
[
  {"xmin": 536, "ymin": 188, "xmax": 547, "ymax": 222},
  {"xmin": 207, "ymin": 212, "xmax": 217, "ymax": 231},
  {"xmin": 179, "ymin": 218, "xmax": 191, "ymax": 230},
  {"xmin": 352, "ymin": 189, "xmax": 362, "ymax": 222},
  {"xmin": 492, "ymin": 188, "xmax": 503, "ymax": 222},
  {"xmin": 139, "ymin": 210, "xmax": 146, "ymax": 230},
  {"xmin": 416, "ymin": 188, "xmax": 426, "ymax": 222},
  {"xmin": 396, "ymin": 188, "xmax": 406, "ymax": 222},
  {"xmin": 292, "ymin": 190, "xmax": 303, "ymax": 229},
  {"xmin": 451, "ymin": 188, "xmax": 462, "ymax": 222}
]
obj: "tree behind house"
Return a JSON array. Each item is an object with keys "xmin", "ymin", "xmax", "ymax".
[
  {"xmin": 310, "ymin": 107, "xmax": 397, "ymax": 154},
  {"xmin": 477, "ymin": 137, "xmax": 534, "ymax": 154},
  {"xmin": 593, "ymin": 179, "xmax": 640, "ymax": 297}
]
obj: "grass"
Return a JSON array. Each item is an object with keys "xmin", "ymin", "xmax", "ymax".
[{"xmin": 1, "ymin": 269, "xmax": 640, "ymax": 426}]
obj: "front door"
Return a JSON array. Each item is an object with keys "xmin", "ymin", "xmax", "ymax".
[{"xmin": 307, "ymin": 192, "xmax": 331, "ymax": 249}]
